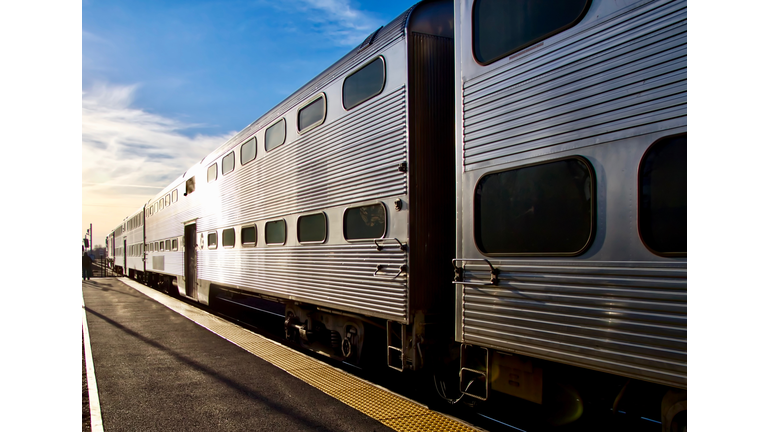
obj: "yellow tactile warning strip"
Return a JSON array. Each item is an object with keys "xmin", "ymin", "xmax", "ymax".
[{"xmin": 119, "ymin": 278, "xmax": 480, "ymax": 432}]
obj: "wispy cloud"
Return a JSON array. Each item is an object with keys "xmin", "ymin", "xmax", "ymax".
[
  {"xmin": 82, "ymin": 82, "xmax": 236, "ymax": 240},
  {"xmin": 271, "ymin": 0, "xmax": 383, "ymax": 46}
]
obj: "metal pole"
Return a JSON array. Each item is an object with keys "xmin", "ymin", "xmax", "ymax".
[{"xmin": 90, "ymin": 223, "xmax": 93, "ymax": 253}]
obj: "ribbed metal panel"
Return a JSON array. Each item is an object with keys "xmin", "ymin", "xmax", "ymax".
[
  {"xmin": 407, "ymin": 32, "xmax": 455, "ymax": 316},
  {"xmin": 460, "ymin": 260, "xmax": 686, "ymax": 387},
  {"xmin": 198, "ymin": 244, "xmax": 408, "ymax": 321},
  {"xmin": 198, "ymin": 87, "xmax": 407, "ymax": 232},
  {"xmin": 462, "ymin": 0, "xmax": 686, "ymax": 170}
]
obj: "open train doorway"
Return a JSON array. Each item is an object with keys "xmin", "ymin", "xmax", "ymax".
[{"xmin": 184, "ymin": 222, "xmax": 197, "ymax": 297}]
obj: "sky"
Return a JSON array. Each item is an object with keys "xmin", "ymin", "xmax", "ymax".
[{"xmin": 82, "ymin": 0, "xmax": 417, "ymax": 245}]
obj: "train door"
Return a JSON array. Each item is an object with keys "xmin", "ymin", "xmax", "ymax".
[
  {"xmin": 122, "ymin": 238, "xmax": 127, "ymax": 273},
  {"xmin": 184, "ymin": 222, "xmax": 197, "ymax": 297}
]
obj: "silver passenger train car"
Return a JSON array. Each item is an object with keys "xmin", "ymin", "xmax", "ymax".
[
  {"xmin": 452, "ymin": 0, "xmax": 686, "ymax": 426},
  {"xmin": 106, "ymin": 0, "xmax": 686, "ymax": 428},
  {"xmin": 112, "ymin": 0, "xmax": 457, "ymax": 368}
]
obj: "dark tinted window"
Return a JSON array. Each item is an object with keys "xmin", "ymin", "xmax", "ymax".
[
  {"xmin": 222, "ymin": 228, "xmax": 236, "ymax": 247},
  {"xmin": 222, "ymin": 152, "xmax": 235, "ymax": 175},
  {"xmin": 298, "ymin": 213, "xmax": 326, "ymax": 243},
  {"xmin": 473, "ymin": 0, "xmax": 590, "ymax": 64},
  {"xmin": 207, "ymin": 164, "xmax": 217, "ymax": 183},
  {"xmin": 241, "ymin": 226, "xmax": 256, "ymax": 244},
  {"xmin": 639, "ymin": 135, "xmax": 686, "ymax": 255},
  {"xmin": 165, "ymin": 239, "xmax": 171, "ymax": 251},
  {"xmin": 265, "ymin": 119, "xmax": 286, "ymax": 152},
  {"xmin": 298, "ymin": 95, "xmax": 326, "ymax": 132},
  {"xmin": 265, "ymin": 220, "xmax": 286, "ymax": 245},
  {"xmin": 343, "ymin": 57, "xmax": 385, "ymax": 110},
  {"xmin": 474, "ymin": 158, "xmax": 594, "ymax": 254},
  {"xmin": 160, "ymin": 241, "xmax": 165, "ymax": 251},
  {"xmin": 241, "ymin": 137, "xmax": 257, "ymax": 165},
  {"xmin": 186, "ymin": 176, "xmax": 196, "ymax": 195},
  {"xmin": 208, "ymin": 232, "xmax": 218, "ymax": 249},
  {"xmin": 344, "ymin": 204, "xmax": 386, "ymax": 240},
  {"xmin": 172, "ymin": 239, "xmax": 178, "ymax": 251}
]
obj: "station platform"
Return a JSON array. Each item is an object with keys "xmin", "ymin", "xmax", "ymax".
[{"xmin": 82, "ymin": 277, "xmax": 478, "ymax": 432}]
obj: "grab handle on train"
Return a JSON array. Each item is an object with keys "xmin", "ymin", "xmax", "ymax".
[
  {"xmin": 374, "ymin": 237, "xmax": 407, "ymax": 252},
  {"xmin": 452, "ymin": 258, "xmax": 499, "ymax": 286}
]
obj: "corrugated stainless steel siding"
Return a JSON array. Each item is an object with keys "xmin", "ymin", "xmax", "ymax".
[
  {"xmin": 198, "ymin": 244, "xmax": 408, "ymax": 320},
  {"xmin": 462, "ymin": 0, "xmax": 686, "ymax": 170},
  {"xmin": 198, "ymin": 87, "xmax": 407, "ymax": 232},
  {"xmin": 460, "ymin": 260, "xmax": 686, "ymax": 388}
]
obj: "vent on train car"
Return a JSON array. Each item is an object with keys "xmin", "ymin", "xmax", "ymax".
[{"xmin": 358, "ymin": 26, "xmax": 382, "ymax": 53}]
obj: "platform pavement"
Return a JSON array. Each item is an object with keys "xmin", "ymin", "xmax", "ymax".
[{"xmin": 82, "ymin": 277, "xmax": 395, "ymax": 432}]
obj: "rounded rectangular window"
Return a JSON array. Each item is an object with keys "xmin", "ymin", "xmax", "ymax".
[
  {"xmin": 172, "ymin": 189, "xmax": 178, "ymax": 202},
  {"xmin": 473, "ymin": 0, "xmax": 590, "ymax": 65},
  {"xmin": 160, "ymin": 241, "xmax": 165, "ymax": 252},
  {"xmin": 207, "ymin": 232, "xmax": 218, "ymax": 249},
  {"xmin": 343, "ymin": 57, "xmax": 385, "ymax": 110},
  {"xmin": 222, "ymin": 228, "xmax": 236, "ymax": 247},
  {"xmin": 165, "ymin": 194, "xmax": 170, "ymax": 207},
  {"xmin": 160, "ymin": 199, "xmax": 164, "ymax": 210},
  {"xmin": 298, "ymin": 213, "xmax": 327, "ymax": 243},
  {"xmin": 474, "ymin": 157, "xmax": 595, "ymax": 255},
  {"xmin": 639, "ymin": 135, "xmax": 686, "ymax": 256},
  {"xmin": 186, "ymin": 176, "xmax": 196, "ymax": 195},
  {"xmin": 222, "ymin": 151, "xmax": 235, "ymax": 175},
  {"xmin": 344, "ymin": 203, "xmax": 386, "ymax": 240},
  {"xmin": 241, "ymin": 137, "xmax": 257, "ymax": 165},
  {"xmin": 265, "ymin": 220, "xmax": 286, "ymax": 245},
  {"xmin": 241, "ymin": 226, "xmax": 257, "ymax": 245},
  {"xmin": 155, "ymin": 242, "xmax": 159, "ymax": 251},
  {"xmin": 298, "ymin": 94, "xmax": 326, "ymax": 133},
  {"xmin": 165, "ymin": 239, "xmax": 171, "ymax": 251},
  {"xmin": 172, "ymin": 239, "xmax": 178, "ymax": 251},
  {"xmin": 207, "ymin": 163, "xmax": 218, "ymax": 183},
  {"xmin": 265, "ymin": 119, "xmax": 286, "ymax": 152}
]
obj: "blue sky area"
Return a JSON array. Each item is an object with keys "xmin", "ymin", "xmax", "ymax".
[
  {"xmin": 83, "ymin": 0, "xmax": 416, "ymax": 137},
  {"xmin": 82, "ymin": 0, "xmax": 418, "ymax": 242}
]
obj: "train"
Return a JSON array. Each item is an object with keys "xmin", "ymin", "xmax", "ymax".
[{"xmin": 106, "ymin": 0, "xmax": 686, "ymax": 429}]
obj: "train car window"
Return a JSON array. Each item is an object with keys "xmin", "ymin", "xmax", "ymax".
[
  {"xmin": 472, "ymin": 0, "xmax": 590, "ymax": 65},
  {"xmin": 186, "ymin": 176, "xmax": 196, "ymax": 195},
  {"xmin": 160, "ymin": 199, "xmax": 164, "ymax": 210},
  {"xmin": 265, "ymin": 119, "xmax": 286, "ymax": 152},
  {"xmin": 165, "ymin": 194, "xmax": 170, "ymax": 206},
  {"xmin": 160, "ymin": 241, "xmax": 165, "ymax": 252},
  {"xmin": 298, "ymin": 94, "xmax": 326, "ymax": 133},
  {"xmin": 241, "ymin": 226, "xmax": 257, "ymax": 245},
  {"xmin": 172, "ymin": 189, "xmax": 178, "ymax": 202},
  {"xmin": 222, "ymin": 228, "xmax": 236, "ymax": 247},
  {"xmin": 343, "ymin": 203, "xmax": 386, "ymax": 240},
  {"xmin": 298, "ymin": 213, "xmax": 327, "ymax": 243},
  {"xmin": 222, "ymin": 151, "xmax": 235, "ymax": 175},
  {"xmin": 155, "ymin": 241, "xmax": 159, "ymax": 251},
  {"xmin": 172, "ymin": 239, "xmax": 178, "ymax": 251},
  {"xmin": 207, "ymin": 163, "xmax": 218, "ymax": 183},
  {"xmin": 639, "ymin": 135, "xmax": 687, "ymax": 256},
  {"xmin": 241, "ymin": 137, "xmax": 257, "ymax": 165},
  {"xmin": 343, "ymin": 57, "xmax": 386, "ymax": 110},
  {"xmin": 165, "ymin": 239, "xmax": 171, "ymax": 251},
  {"xmin": 208, "ymin": 232, "xmax": 218, "ymax": 249},
  {"xmin": 474, "ymin": 157, "xmax": 594, "ymax": 255},
  {"xmin": 265, "ymin": 220, "xmax": 287, "ymax": 245}
]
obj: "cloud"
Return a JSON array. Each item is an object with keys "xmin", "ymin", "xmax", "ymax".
[
  {"xmin": 270, "ymin": 0, "xmax": 383, "ymax": 46},
  {"xmin": 82, "ymin": 82, "xmax": 236, "ymax": 241}
]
